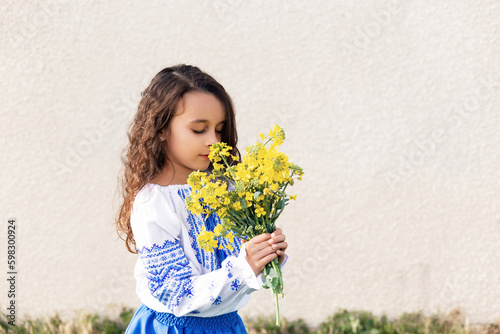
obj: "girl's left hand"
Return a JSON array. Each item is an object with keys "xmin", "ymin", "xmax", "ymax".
[{"xmin": 268, "ymin": 228, "xmax": 287, "ymax": 263}]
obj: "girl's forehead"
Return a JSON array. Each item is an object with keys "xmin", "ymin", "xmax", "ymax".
[{"xmin": 177, "ymin": 91, "xmax": 226, "ymax": 122}]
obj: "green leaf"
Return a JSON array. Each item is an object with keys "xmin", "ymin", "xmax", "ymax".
[
  {"xmin": 246, "ymin": 215, "xmax": 256, "ymax": 226},
  {"xmin": 275, "ymin": 198, "xmax": 285, "ymax": 210},
  {"xmin": 265, "ymin": 267, "xmax": 280, "ymax": 290},
  {"xmin": 253, "ymin": 191, "xmax": 262, "ymax": 200}
]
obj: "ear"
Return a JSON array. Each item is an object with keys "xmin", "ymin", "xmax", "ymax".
[{"xmin": 159, "ymin": 128, "xmax": 168, "ymax": 141}]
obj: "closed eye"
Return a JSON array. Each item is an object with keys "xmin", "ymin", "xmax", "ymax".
[{"xmin": 193, "ymin": 128, "xmax": 223, "ymax": 134}]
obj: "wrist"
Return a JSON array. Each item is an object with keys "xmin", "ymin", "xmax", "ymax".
[
  {"xmin": 245, "ymin": 254, "xmax": 261, "ymax": 276},
  {"xmin": 236, "ymin": 243, "xmax": 264, "ymax": 290}
]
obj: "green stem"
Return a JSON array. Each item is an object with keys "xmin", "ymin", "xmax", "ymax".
[
  {"xmin": 275, "ymin": 291, "xmax": 280, "ymax": 327},
  {"xmin": 266, "ymin": 258, "xmax": 283, "ymax": 327},
  {"xmin": 220, "ymin": 155, "xmax": 236, "ymax": 178},
  {"xmin": 272, "ymin": 258, "xmax": 283, "ymax": 295}
]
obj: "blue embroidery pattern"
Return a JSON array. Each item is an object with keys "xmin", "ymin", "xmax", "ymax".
[
  {"xmin": 177, "ymin": 188, "xmax": 241, "ymax": 271},
  {"xmin": 177, "ymin": 188, "xmax": 218, "ymax": 271},
  {"xmin": 139, "ymin": 239, "xmax": 193, "ymax": 312},
  {"xmin": 225, "ymin": 260, "xmax": 234, "ymax": 278},
  {"xmin": 184, "ymin": 284, "xmax": 194, "ymax": 298},
  {"xmin": 212, "ymin": 296, "xmax": 222, "ymax": 305},
  {"xmin": 231, "ymin": 279, "xmax": 241, "ymax": 291},
  {"xmin": 225, "ymin": 261, "xmax": 233, "ymax": 272}
]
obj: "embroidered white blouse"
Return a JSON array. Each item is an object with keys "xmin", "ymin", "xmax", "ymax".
[{"xmin": 131, "ymin": 183, "xmax": 279, "ymax": 318}]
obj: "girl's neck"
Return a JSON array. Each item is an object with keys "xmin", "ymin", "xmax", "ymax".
[{"xmin": 150, "ymin": 168, "xmax": 188, "ymax": 187}]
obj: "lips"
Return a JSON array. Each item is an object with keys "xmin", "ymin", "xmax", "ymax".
[{"xmin": 200, "ymin": 154, "xmax": 209, "ymax": 160}]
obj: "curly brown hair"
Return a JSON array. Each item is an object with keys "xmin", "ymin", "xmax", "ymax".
[{"xmin": 115, "ymin": 64, "xmax": 240, "ymax": 253}]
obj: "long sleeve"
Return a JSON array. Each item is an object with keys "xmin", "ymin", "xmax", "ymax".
[{"xmin": 131, "ymin": 184, "xmax": 263, "ymax": 317}]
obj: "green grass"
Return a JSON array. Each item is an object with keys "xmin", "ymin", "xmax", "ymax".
[
  {"xmin": 1, "ymin": 307, "xmax": 499, "ymax": 334},
  {"xmin": 244, "ymin": 309, "xmax": 500, "ymax": 334},
  {"xmin": 0, "ymin": 307, "xmax": 134, "ymax": 334}
]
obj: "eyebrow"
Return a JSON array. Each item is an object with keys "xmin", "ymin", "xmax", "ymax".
[{"xmin": 190, "ymin": 119, "xmax": 226, "ymax": 124}]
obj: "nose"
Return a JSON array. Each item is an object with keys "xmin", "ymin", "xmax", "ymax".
[{"xmin": 206, "ymin": 129, "xmax": 219, "ymax": 146}]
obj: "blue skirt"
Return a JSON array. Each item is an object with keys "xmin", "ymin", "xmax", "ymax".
[{"xmin": 125, "ymin": 304, "xmax": 247, "ymax": 334}]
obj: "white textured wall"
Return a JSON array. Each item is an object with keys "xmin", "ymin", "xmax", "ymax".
[{"xmin": 1, "ymin": 0, "xmax": 499, "ymax": 327}]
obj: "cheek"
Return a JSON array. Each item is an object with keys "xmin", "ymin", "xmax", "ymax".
[
  {"xmin": 166, "ymin": 135, "xmax": 186, "ymax": 158},
  {"xmin": 217, "ymin": 133, "xmax": 222, "ymax": 142},
  {"xmin": 169, "ymin": 128, "xmax": 190, "ymax": 148}
]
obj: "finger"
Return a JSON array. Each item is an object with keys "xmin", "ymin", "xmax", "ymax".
[
  {"xmin": 271, "ymin": 241, "xmax": 287, "ymax": 251},
  {"xmin": 248, "ymin": 240, "xmax": 273, "ymax": 252},
  {"xmin": 253, "ymin": 246, "xmax": 276, "ymax": 262},
  {"xmin": 250, "ymin": 233, "xmax": 272, "ymax": 243},
  {"xmin": 258, "ymin": 252, "xmax": 278, "ymax": 267},
  {"xmin": 271, "ymin": 228, "xmax": 282, "ymax": 237},
  {"xmin": 277, "ymin": 251, "xmax": 286, "ymax": 263},
  {"xmin": 268, "ymin": 234, "xmax": 286, "ymax": 245},
  {"xmin": 254, "ymin": 243, "xmax": 278, "ymax": 257},
  {"xmin": 248, "ymin": 236, "xmax": 277, "ymax": 252}
]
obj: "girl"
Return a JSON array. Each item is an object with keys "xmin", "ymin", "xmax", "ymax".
[{"xmin": 116, "ymin": 64, "xmax": 288, "ymax": 333}]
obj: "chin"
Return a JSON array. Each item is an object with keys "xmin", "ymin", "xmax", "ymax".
[{"xmin": 195, "ymin": 163, "xmax": 211, "ymax": 172}]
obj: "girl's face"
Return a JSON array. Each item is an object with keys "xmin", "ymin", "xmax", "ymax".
[{"xmin": 160, "ymin": 91, "xmax": 226, "ymax": 185}]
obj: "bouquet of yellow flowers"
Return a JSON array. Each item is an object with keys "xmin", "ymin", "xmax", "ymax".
[{"xmin": 185, "ymin": 125, "xmax": 304, "ymax": 326}]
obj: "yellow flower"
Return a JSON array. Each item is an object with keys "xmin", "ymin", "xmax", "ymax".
[
  {"xmin": 184, "ymin": 125, "xmax": 304, "ymax": 265},
  {"xmin": 212, "ymin": 162, "xmax": 224, "ymax": 172},
  {"xmin": 255, "ymin": 205, "xmax": 265, "ymax": 217},
  {"xmin": 232, "ymin": 201, "xmax": 242, "ymax": 211},
  {"xmin": 214, "ymin": 224, "xmax": 223, "ymax": 237},
  {"xmin": 198, "ymin": 227, "xmax": 218, "ymax": 252},
  {"xmin": 245, "ymin": 192, "xmax": 253, "ymax": 203},
  {"xmin": 289, "ymin": 194, "xmax": 297, "ymax": 200},
  {"xmin": 187, "ymin": 171, "xmax": 207, "ymax": 192},
  {"xmin": 226, "ymin": 231, "xmax": 235, "ymax": 243},
  {"xmin": 210, "ymin": 142, "xmax": 233, "ymax": 159},
  {"xmin": 268, "ymin": 124, "xmax": 285, "ymax": 147}
]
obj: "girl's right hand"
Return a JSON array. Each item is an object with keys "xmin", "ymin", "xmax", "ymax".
[{"xmin": 244, "ymin": 233, "xmax": 279, "ymax": 276}]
